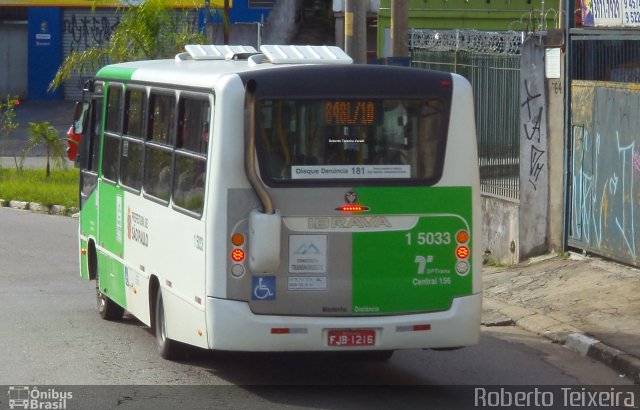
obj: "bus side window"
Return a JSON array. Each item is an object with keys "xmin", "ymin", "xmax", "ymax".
[
  {"xmin": 104, "ymin": 85, "xmax": 122, "ymax": 134},
  {"xmin": 177, "ymin": 98, "xmax": 209, "ymax": 154},
  {"xmin": 173, "ymin": 155, "xmax": 206, "ymax": 215},
  {"xmin": 173, "ymin": 97, "xmax": 209, "ymax": 216},
  {"xmin": 120, "ymin": 88, "xmax": 146, "ymax": 191},
  {"xmin": 102, "ymin": 135, "xmax": 121, "ymax": 182},
  {"xmin": 144, "ymin": 92, "xmax": 175, "ymax": 202},
  {"xmin": 89, "ymin": 96, "xmax": 103, "ymax": 172},
  {"xmin": 102, "ymin": 84, "xmax": 123, "ymax": 182}
]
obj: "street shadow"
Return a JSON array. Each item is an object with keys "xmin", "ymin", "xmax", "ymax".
[
  {"xmin": 173, "ymin": 347, "xmax": 415, "ymax": 383},
  {"xmin": 173, "ymin": 348, "xmax": 467, "ymax": 409}
]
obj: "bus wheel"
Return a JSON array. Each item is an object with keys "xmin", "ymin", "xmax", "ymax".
[
  {"xmin": 96, "ymin": 275, "xmax": 124, "ymax": 321},
  {"xmin": 155, "ymin": 290, "xmax": 181, "ymax": 360}
]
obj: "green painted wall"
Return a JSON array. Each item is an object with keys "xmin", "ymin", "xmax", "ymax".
[{"xmin": 377, "ymin": 0, "xmax": 561, "ymax": 56}]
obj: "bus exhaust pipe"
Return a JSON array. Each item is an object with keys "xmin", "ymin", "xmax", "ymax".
[
  {"xmin": 245, "ymin": 79, "xmax": 281, "ymax": 273},
  {"xmin": 245, "ymin": 80, "xmax": 274, "ymax": 214}
]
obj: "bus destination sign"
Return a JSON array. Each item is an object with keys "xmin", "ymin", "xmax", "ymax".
[{"xmin": 324, "ymin": 100, "xmax": 381, "ymax": 126}]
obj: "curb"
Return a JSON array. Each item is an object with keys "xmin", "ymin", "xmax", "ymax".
[
  {"xmin": 483, "ymin": 297, "xmax": 640, "ymax": 384},
  {"xmin": 567, "ymin": 334, "xmax": 640, "ymax": 384},
  {"xmin": 0, "ymin": 198, "xmax": 79, "ymax": 218}
]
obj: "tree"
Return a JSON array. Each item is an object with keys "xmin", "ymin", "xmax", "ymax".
[
  {"xmin": 49, "ymin": 0, "xmax": 206, "ymax": 91},
  {"xmin": 0, "ymin": 95, "xmax": 20, "ymax": 169},
  {"xmin": 20, "ymin": 122, "xmax": 67, "ymax": 178}
]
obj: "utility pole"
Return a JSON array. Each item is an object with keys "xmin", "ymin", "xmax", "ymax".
[
  {"xmin": 224, "ymin": 0, "xmax": 230, "ymax": 45},
  {"xmin": 391, "ymin": 0, "xmax": 409, "ymax": 57},
  {"xmin": 344, "ymin": 0, "xmax": 367, "ymax": 64},
  {"xmin": 205, "ymin": 0, "xmax": 214, "ymax": 44}
]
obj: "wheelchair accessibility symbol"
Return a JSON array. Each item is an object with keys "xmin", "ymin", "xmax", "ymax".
[{"xmin": 252, "ymin": 276, "xmax": 276, "ymax": 300}]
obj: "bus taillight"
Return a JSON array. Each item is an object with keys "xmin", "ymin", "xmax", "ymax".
[
  {"xmin": 230, "ymin": 233, "xmax": 246, "ymax": 276},
  {"xmin": 456, "ymin": 245, "xmax": 470, "ymax": 259},
  {"xmin": 231, "ymin": 233, "xmax": 245, "ymax": 246},
  {"xmin": 231, "ymin": 248, "xmax": 245, "ymax": 262},
  {"xmin": 455, "ymin": 241, "xmax": 471, "ymax": 276},
  {"xmin": 456, "ymin": 230, "xmax": 469, "ymax": 244}
]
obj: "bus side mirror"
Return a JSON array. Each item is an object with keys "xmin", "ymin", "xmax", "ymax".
[{"xmin": 248, "ymin": 209, "xmax": 281, "ymax": 273}]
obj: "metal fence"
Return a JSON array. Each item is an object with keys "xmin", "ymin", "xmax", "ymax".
[
  {"xmin": 570, "ymin": 33, "xmax": 640, "ymax": 82},
  {"xmin": 410, "ymin": 29, "xmax": 523, "ymax": 200}
]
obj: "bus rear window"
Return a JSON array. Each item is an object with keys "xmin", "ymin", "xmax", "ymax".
[{"xmin": 255, "ymin": 99, "xmax": 446, "ymax": 185}]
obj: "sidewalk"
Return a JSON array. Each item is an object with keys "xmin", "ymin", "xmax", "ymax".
[
  {"xmin": 482, "ymin": 253, "xmax": 640, "ymax": 384},
  {"xmin": 0, "ymin": 156, "xmax": 75, "ymax": 169}
]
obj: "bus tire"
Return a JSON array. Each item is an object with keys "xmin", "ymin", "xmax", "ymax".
[
  {"xmin": 96, "ymin": 274, "xmax": 124, "ymax": 321},
  {"xmin": 155, "ymin": 290, "xmax": 181, "ymax": 360}
]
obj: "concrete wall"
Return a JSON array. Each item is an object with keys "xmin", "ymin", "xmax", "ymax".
[
  {"xmin": 205, "ymin": 0, "xmax": 299, "ymax": 47},
  {"xmin": 482, "ymin": 195, "xmax": 519, "ymax": 265},
  {"xmin": 483, "ymin": 32, "xmax": 565, "ymax": 265},
  {"xmin": 262, "ymin": 0, "xmax": 299, "ymax": 44},
  {"xmin": 206, "ymin": 23, "xmax": 262, "ymax": 48},
  {"xmin": 545, "ymin": 31, "xmax": 566, "ymax": 253},
  {"xmin": 519, "ymin": 35, "xmax": 549, "ymax": 259}
]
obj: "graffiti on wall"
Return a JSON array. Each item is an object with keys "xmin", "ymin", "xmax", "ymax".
[
  {"xmin": 61, "ymin": 9, "xmax": 198, "ymax": 99},
  {"xmin": 521, "ymin": 79, "xmax": 546, "ymax": 191},
  {"xmin": 61, "ymin": 11, "xmax": 121, "ymax": 99},
  {"xmin": 63, "ymin": 13, "xmax": 120, "ymax": 54},
  {"xmin": 62, "ymin": 10, "xmax": 199, "ymax": 56},
  {"xmin": 570, "ymin": 80, "xmax": 640, "ymax": 265}
]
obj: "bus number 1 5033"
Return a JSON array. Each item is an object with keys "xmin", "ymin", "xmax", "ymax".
[{"xmin": 405, "ymin": 232, "xmax": 451, "ymax": 246}]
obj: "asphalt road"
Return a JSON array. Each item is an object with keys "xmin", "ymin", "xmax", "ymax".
[{"xmin": 0, "ymin": 207, "xmax": 635, "ymax": 409}]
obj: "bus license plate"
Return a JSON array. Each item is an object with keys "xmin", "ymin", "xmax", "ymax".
[{"xmin": 327, "ymin": 329, "xmax": 376, "ymax": 347}]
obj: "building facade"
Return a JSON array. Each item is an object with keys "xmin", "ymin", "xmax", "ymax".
[{"xmin": 0, "ymin": 0, "xmax": 276, "ymax": 101}]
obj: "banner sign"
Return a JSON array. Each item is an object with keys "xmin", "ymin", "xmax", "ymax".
[
  {"xmin": 623, "ymin": 0, "xmax": 640, "ymax": 26},
  {"xmin": 581, "ymin": 0, "xmax": 640, "ymax": 26}
]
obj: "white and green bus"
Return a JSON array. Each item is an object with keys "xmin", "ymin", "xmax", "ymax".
[{"xmin": 72, "ymin": 45, "xmax": 482, "ymax": 360}]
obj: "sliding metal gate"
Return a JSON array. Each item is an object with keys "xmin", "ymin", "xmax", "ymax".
[{"xmin": 568, "ymin": 30, "xmax": 640, "ymax": 266}]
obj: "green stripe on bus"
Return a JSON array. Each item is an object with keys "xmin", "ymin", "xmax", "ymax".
[
  {"xmin": 351, "ymin": 186, "xmax": 473, "ymax": 314},
  {"xmin": 97, "ymin": 66, "xmax": 137, "ymax": 80},
  {"xmin": 96, "ymin": 182, "xmax": 127, "ymax": 309}
]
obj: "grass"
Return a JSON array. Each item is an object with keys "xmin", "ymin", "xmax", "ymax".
[
  {"xmin": 483, "ymin": 254, "xmax": 507, "ymax": 268},
  {"xmin": 0, "ymin": 167, "xmax": 79, "ymax": 209}
]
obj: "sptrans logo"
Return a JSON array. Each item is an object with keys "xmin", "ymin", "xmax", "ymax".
[{"xmin": 7, "ymin": 386, "xmax": 72, "ymax": 409}]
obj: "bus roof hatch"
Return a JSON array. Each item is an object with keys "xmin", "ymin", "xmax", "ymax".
[
  {"xmin": 259, "ymin": 45, "xmax": 353, "ymax": 65},
  {"xmin": 182, "ymin": 45, "xmax": 258, "ymax": 60}
]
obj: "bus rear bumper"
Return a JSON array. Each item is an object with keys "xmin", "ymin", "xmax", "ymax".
[{"xmin": 206, "ymin": 293, "xmax": 482, "ymax": 351}]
